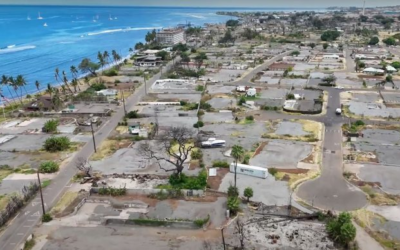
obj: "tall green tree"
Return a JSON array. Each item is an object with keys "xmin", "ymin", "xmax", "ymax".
[
  {"xmin": 231, "ymin": 145, "xmax": 244, "ymax": 188},
  {"xmin": 1, "ymin": 75, "xmax": 16, "ymax": 102},
  {"xmin": 35, "ymin": 80, "xmax": 40, "ymax": 92},
  {"xmin": 78, "ymin": 58, "xmax": 99, "ymax": 76}
]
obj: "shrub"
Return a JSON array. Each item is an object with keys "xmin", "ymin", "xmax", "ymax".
[
  {"xmin": 238, "ymin": 96, "xmax": 246, "ymax": 106},
  {"xmin": 39, "ymin": 161, "xmax": 59, "ymax": 173},
  {"xmin": 212, "ymin": 161, "xmax": 229, "ymax": 168},
  {"xmin": 263, "ymin": 106, "xmax": 270, "ymax": 110},
  {"xmin": 180, "ymin": 100, "xmax": 187, "ymax": 106},
  {"xmin": 273, "ymin": 106, "xmax": 278, "ymax": 111},
  {"xmin": 245, "ymin": 115, "xmax": 254, "ymax": 121},
  {"xmin": 103, "ymin": 69, "xmax": 118, "ymax": 77},
  {"xmin": 200, "ymin": 101, "xmax": 212, "ymax": 111},
  {"xmin": 193, "ymin": 121, "xmax": 204, "ymax": 128},
  {"xmin": 125, "ymin": 110, "xmax": 139, "ymax": 119},
  {"xmin": 196, "ymin": 85, "xmax": 204, "ymax": 91},
  {"xmin": 43, "ymin": 136, "xmax": 71, "ymax": 152},
  {"xmin": 98, "ymin": 186, "xmax": 127, "ymax": 196},
  {"xmin": 242, "ymin": 154, "xmax": 250, "ymax": 164},
  {"xmin": 42, "ymin": 213, "xmax": 53, "ymax": 223},
  {"xmin": 286, "ymin": 93, "xmax": 295, "ymax": 100},
  {"xmin": 326, "ymin": 212, "xmax": 356, "ymax": 246},
  {"xmin": 90, "ymin": 82, "xmax": 107, "ymax": 91},
  {"xmin": 354, "ymin": 120, "xmax": 365, "ymax": 126},
  {"xmin": 191, "ymin": 149, "xmax": 203, "ymax": 160},
  {"xmin": 168, "ymin": 171, "xmax": 207, "ymax": 190},
  {"xmin": 268, "ymin": 168, "xmax": 278, "ymax": 176},
  {"xmin": 244, "ymin": 187, "xmax": 253, "ymax": 202},
  {"xmin": 43, "ymin": 119, "xmax": 59, "ymax": 133},
  {"xmin": 227, "ymin": 196, "xmax": 240, "ymax": 215},
  {"xmin": 197, "ymin": 110, "xmax": 205, "ymax": 116},
  {"xmin": 194, "ymin": 215, "xmax": 210, "ymax": 227},
  {"xmin": 227, "ymin": 185, "xmax": 239, "ymax": 197}
]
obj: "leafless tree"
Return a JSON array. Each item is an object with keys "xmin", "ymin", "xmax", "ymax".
[
  {"xmin": 75, "ymin": 157, "xmax": 93, "ymax": 178},
  {"xmin": 138, "ymin": 126, "xmax": 195, "ymax": 175},
  {"xmin": 234, "ymin": 218, "xmax": 248, "ymax": 250}
]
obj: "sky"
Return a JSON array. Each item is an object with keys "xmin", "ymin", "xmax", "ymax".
[{"xmin": 1, "ymin": 0, "xmax": 399, "ymax": 8}]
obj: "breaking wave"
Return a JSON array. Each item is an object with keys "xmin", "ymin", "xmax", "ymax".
[
  {"xmin": 87, "ymin": 26, "xmax": 162, "ymax": 36},
  {"xmin": 0, "ymin": 45, "xmax": 36, "ymax": 54}
]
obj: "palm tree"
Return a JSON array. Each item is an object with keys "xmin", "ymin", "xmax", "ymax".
[
  {"xmin": 71, "ymin": 79, "xmax": 79, "ymax": 92},
  {"xmin": 35, "ymin": 81, "xmax": 40, "ymax": 92},
  {"xmin": 46, "ymin": 83, "xmax": 53, "ymax": 100},
  {"xmin": 62, "ymin": 71, "xmax": 74, "ymax": 94},
  {"xmin": 9, "ymin": 77, "xmax": 23, "ymax": 105},
  {"xmin": 97, "ymin": 51, "xmax": 105, "ymax": 69},
  {"xmin": 111, "ymin": 50, "xmax": 119, "ymax": 65},
  {"xmin": 16, "ymin": 75, "xmax": 28, "ymax": 96},
  {"xmin": 55, "ymin": 68, "xmax": 61, "ymax": 83},
  {"xmin": 1, "ymin": 75, "xmax": 16, "ymax": 102},
  {"xmin": 231, "ymin": 145, "xmax": 244, "ymax": 188},
  {"xmin": 52, "ymin": 88, "xmax": 62, "ymax": 111},
  {"xmin": 103, "ymin": 51, "xmax": 110, "ymax": 66}
]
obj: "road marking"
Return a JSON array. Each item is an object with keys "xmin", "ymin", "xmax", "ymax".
[
  {"xmin": 24, "ymin": 211, "xmax": 30, "ymax": 216},
  {"xmin": 32, "ymin": 201, "xmax": 39, "ymax": 207},
  {"xmin": 16, "ymin": 233, "xmax": 23, "ymax": 236},
  {"xmin": 31, "ymin": 211, "xmax": 40, "ymax": 217},
  {"xmin": 27, "ymin": 219, "xmax": 36, "ymax": 222},
  {"xmin": 23, "ymin": 225, "xmax": 31, "ymax": 228}
]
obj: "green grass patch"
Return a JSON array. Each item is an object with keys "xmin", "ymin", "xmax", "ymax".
[
  {"xmin": 41, "ymin": 180, "xmax": 51, "ymax": 188},
  {"xmin": 23, "ymin": 239, "xmax": 36, "ymax": 250}
]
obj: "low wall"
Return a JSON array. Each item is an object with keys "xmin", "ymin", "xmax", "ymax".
[
  {"xmin": 104, "ymin": 218, "xmax": 200, "ymax": 229},
  {"xmin": 90, "ymin": 188, "xmax": 204, "ymax": 197}
]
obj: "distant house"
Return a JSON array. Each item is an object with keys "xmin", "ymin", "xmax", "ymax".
[
  {"xmin": 25, "ymin": 95, "xmax": 55, "ymax": 111},
  {"xmin": 135, "ymin": 55, "xmax": 162, "ymax": 67},
  {"xmin": 96, "ymin": 89, "xmax": 118, "ymax": 101},
  {"xmin": 268, "ymin": 62, "xmax": 295, "ymax": 71},
  {"xmin": 323, "ymin": 54, "xmax": 340, "ymax": 60}
]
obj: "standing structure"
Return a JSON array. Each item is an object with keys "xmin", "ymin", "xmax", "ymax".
[{"xmin": 362, "ymin": 0, "xmax": 366, "ymax": 16}]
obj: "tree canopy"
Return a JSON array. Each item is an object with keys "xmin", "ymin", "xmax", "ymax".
[
  {"xmin": 368, "ymin": 36, "xmax": 379, "ymax": 45},
  {"xmin": 321, "ymin": 30, "xmax": 341, "ymax": 41},
  {"xmin": 78, "ymin": 58, "xmax": 99, "ymax": 76}
]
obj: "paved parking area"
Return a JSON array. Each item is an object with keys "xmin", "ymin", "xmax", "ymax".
[
  {"xmin": 250, "ymin": 140, "xmax": 312, "ymax": 169},
  {"xmin": 274, "ymin": 121, "xmax": 310, "ymax": 136},
  {"xmin": 219, "ymin": 173, "xmax": 290, "ymax": 206},
  {"xmin": 206, "ymin": 97, "xmax": 235, "ymax": 110},
  {"xmin": 202, "ymin": 112, "xmax": 233, "ymax": 123},
  {"xmin": 206, "ymin": 85, "xmax": 236, "ymax": 95}
]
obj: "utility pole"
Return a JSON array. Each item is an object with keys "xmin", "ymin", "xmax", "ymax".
[
  {"xmin": 37, "ymin": 170, "xmax": 46, "ymax": 216},
  {"xmin": 221, "ymin": 228, "xmax": 226, "ymax": 250},
  {"xmin": 143, "ymin": 73, "xmax": 147, "ymax": 95},
  {"xmin": 90, "ymin": 121, "xmax": 97, "ymax": 153},
  {"xmin": 121, "ymin": 89, "xmax": 127, "ymax": 116}
]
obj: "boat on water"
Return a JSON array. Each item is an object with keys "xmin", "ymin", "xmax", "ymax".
[
  {"xmin": 27, "ymin": 15, "xmax": 31, "ymax": 20},
  {"xmin": 43, "ymin": 23, "xmax": 48, "ymax": 27},
  {"xmin": 109, "ymin": 14, "xmax": 113, "ymax": 20},
  {"xmin": 37, "ymin": 12, "xmax": 43, "ymax": 20},
  {"xmin": 93, "ymin": 17, "xmax": 97, "ymax": 22}
]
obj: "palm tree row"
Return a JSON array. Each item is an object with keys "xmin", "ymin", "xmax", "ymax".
[{"xmin": 1, "ymin": 74, "xmax": 31, "ymax": 105}]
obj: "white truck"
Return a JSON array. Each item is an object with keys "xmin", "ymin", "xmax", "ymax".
[
  {"xmin": 335, "ymin": 108, "xmax": 342, "ymax": 115},
  {"xmin": 201, "ymin": 138, "xmax": 226, "ymax": 148},
  {"xmin": 229, "ymin": 163, "xmax": 268, "ymax": 179}
]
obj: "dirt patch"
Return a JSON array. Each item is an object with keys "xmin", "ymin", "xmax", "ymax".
[
  {"xmin": 276, "ymin": 169, "xmax": 309, "ymax": 174},
  {"xmin": 301, "ymin": 152, "xmax": 315, "ymax": 164},
  {"xmin": 90, "ymin": 139, "xmax": 132, "ymax": 161},
  {"xmin": 51, "ymin": 191, "xmax": 80, "ymax": 217},
  {"xmin": 207, "ymin": 168, "xmax": 229, "ymax": 190},
  {"xmin": 253, "ymin": 142, "xmax": 268, "ymax": 157},
  {"xmin": 189, "ymin": 160, "xmax": 200, "ymax": 170}
]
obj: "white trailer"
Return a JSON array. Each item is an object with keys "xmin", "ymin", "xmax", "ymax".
[{"xmin": 229, "ymin": 163, "xmax": 268, "ymax": 179}]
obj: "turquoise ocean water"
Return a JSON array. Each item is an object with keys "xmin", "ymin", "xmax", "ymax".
[{"xmin": 0, "ymin": 5, "xmax": 321, "ymax": 98}]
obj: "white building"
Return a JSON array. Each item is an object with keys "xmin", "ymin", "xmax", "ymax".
[{"xmin": 156, "ymin": 29, "xmax": 185, "ymax": 45}]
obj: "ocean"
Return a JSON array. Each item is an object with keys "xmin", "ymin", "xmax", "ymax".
[{"xmin": 0, "ymin": 5, "xmax": 322, "ymax": 98}]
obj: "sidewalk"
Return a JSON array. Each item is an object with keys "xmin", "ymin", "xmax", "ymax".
[{"xmin": 353, "ymin": 221, "xmax": 384, "ymax": 250}]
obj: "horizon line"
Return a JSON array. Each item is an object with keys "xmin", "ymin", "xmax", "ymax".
[{"xmin": 0, "ymin": 4, "xmax": 328, "ymax": 9}]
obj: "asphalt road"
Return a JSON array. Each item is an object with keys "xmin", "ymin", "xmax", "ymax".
[
  {"xmin": 296, "ymin": 87, "xmax": 367, "ymax": 211},
  {"xmin": 0, "ymin": 59, "xmax": 177, "ymax": 250}
]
